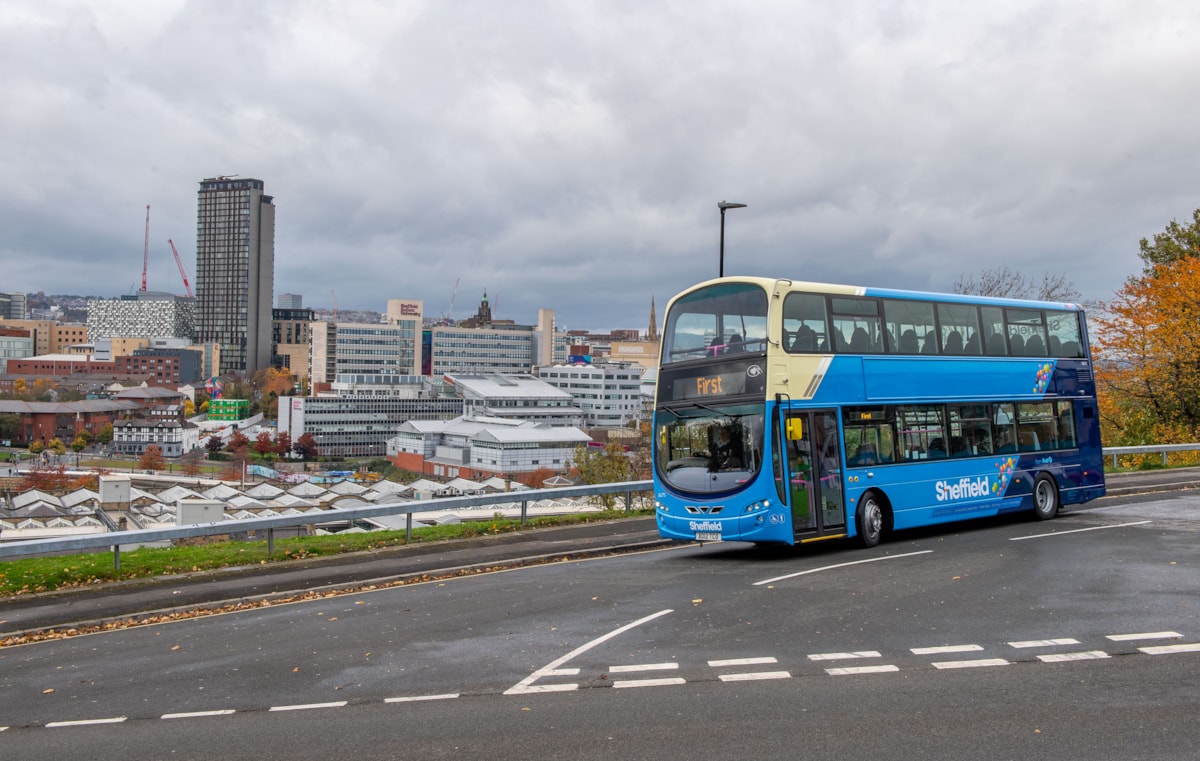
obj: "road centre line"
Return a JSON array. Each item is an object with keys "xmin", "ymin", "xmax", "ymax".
[
  {"xmin": 932, "ymin": 658, "xmax": 1010, "ymax": 669},
  {"xmin": 1038, "ymin": 651, "xmax": 1110, "ymax": 663},
  {"xmin": 808, "ymin": 651, "xmax": 882, "ymax": 661},
  {"xmin": 1139, "ymin": 643, "xmax": 1200, "ymax": 655},
  {"xmin": 504, "ymin": 609, "xmax": 674, "ymax": 696},
  {"xmin": 826, "ymin": 665, "xmax": 899, "ymax": 676},
  {"xmin": 46, "ymin": 717, "xmax": 127, "ymax": 728},
  {"xmin": 1009, "ymin": 638, "xmax": 1080, "ymax": 648},
  {"xmin": 612, "ymin": 677, "xmax": 687, "ymax": 689},
  {"xmin": 718, "ymin": 671, "xmax": 791, "ymax": 682},
  {"xmin": 1107, "ymin": 631, "xmax": 1182, "ymax": 641},
  {"xmin": 708, "ymin": 657, "xmax": 778, "ymax": 667},
  {"xmin": 609, "ymin": 663, "xmax": 678, "ymax": 673},
  {"xmin": 1009, "ymin": 520, "xmax": 1152, "ymax": 541},
  {"xmin": 161, "ymin": 710, "xmax": 237, "ymax": 719},
  {"xmin": 912, "ymin": 645, "xmax": 984, "ymax": 655},
  {"xmin": 384, "ymin": 694, "xmax": 459, "ymax": 703},
  {"xmin": 268, "ymin": 702, "xmax": 347, "ymax": 712},
  {"xmin": 755, "ymin": 551, "xmax": 932, "ymax": 586}
]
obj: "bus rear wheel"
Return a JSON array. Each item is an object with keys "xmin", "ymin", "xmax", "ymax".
[
  {"xmin": 1032, "ymin": 474, "xmax": 1059, "ymax": 521},
  {"xmin": 856, "ymin": 491, "xmax": 885, "ymax": 548}
]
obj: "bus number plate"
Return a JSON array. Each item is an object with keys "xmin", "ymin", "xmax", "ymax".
[{"xmin": 696, "ymin": 532, "xmax": 722, "ymax": 541}]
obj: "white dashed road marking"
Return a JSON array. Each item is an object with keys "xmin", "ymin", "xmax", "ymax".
[
  {"xmin": 1037, "ymin": 651, "xmax": 1110, "ymax": 663},
  {"xmin": 826, "ymin": 665, "xmax": 900, "ymax": 676},
  {"xmin": 1009, "ymin": 520, "xmax": 1153, "ymax": 541},
  {"xmin": 755, "ymin": 550, "xmax": 932, "ymax": 586},
  {"xmin": 161, "ymin": 710, "xmax": 237, "ymax": 719},
  {"xmin": 1107, "ymin": 631, "xmax": 1181, "ymax": 641},
  {"xmin": 268, "ymin": 701, "xmax": 347, "ymax": 712},
  {"xmin": 46, "ymin": 717, "xmax": 127, "ymax": 728},
  {"xmin": 1139, "ymin": 643, "xmax": 1200, "ymax": 655},
  {"xmin": 1009, "ymin": 638, "xmax": 1080, "ymax": 648},
  {"xmin": 932, "ymin": 658, "xmax": 1010, "ymax": 669},
  {"xmin": 384, "ymin": 694, "xmax": 459, "ymax": 703},
  {"xmin": 912, "ymin": 644, "xmax": 984, "ymax": 655}
]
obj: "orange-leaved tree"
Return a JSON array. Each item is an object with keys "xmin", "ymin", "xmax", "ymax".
[{"xmin": 1092, "ymin": 209, "xmax": 1200, "ymax": 450}]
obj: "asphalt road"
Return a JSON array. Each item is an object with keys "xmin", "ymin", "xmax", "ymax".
[{"xmin": 1, "ymin": 470, "xmax": 1198, "ymax": 759}]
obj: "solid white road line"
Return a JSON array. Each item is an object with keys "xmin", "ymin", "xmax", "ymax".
[
  {"xmin": 1009, "ymin": 520, "xmax": 1152, "ymax": 541},
  {"xmin": 504, "ymin": 609, "xmax": 674, "ymax": 695},
  {"xmin": 755, "ymin": 551, "xmax": 932, "ymax": 586},
  {"xmin": 808, "ymin": 651, "xmax": 882, "ymax": 661}
]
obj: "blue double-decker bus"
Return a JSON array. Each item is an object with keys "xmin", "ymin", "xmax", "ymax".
[{"xmin": 652, "ymin": 277, "xmax": 1106, "ymax": 547}]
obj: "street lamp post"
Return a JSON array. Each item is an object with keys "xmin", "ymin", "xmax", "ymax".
[{"xmin": 718, "ymin": 201, "xmax": 747, "ymax": 277}]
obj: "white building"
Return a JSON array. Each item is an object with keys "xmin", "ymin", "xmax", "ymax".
[
  {"xmin": 538, "ymin": 362, "xmax": 645, "ymax": 428},
  {"xmin": 443, "ymin": 372, "xmax": 583, "ymax": 426},
  {"xmin": 111, "ymin": 418, "xmax": 201, "ymax": 458},
  {"xmin": 387, "ymin": 416, "xmax": 591, "ymax": 480},
  {"xmin": 87, "ymin": 292, "xmax": 196, "ymax": 342}
]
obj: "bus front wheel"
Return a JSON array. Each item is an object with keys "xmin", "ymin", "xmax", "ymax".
[
  {"xmin": 856, "ymin": 491, "xmax": 885, "ymax": 548},
  {"xmin": 1032, "ymin": 474, "xmax": 1059, "ymax": 521}
]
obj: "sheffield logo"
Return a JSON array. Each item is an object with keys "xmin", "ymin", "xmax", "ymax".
[
  {"xmin": 935, "ymin": 476, "xmax": 990, "ymax": 502},
  {"xmin": 689, "ymin": 520, "xmax": 722, "ymax": 532}
]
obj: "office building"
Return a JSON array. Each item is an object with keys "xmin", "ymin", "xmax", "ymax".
[
  {"xmin": 194, "ymin": 177, "xmax": 275, "ymax": 375},
  {"xmin": 309, "ymin": 300, "xmax": 423, "ymax": 389},
  {"xmin": 0, "ymin": 293, "xmax": 27, "ymax": 320},
  {"xmin": 538, "ymin": 362, "xmax": 644, "ymax": 428},
  {"xmin": 87, "ymin": 291, "xmax": 196, "ymax": 342}
]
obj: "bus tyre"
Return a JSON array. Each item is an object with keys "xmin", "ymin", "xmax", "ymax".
[
  {"xmin": 1033, "ymin": 474, "xmax": 1059, "ymax": 521},
  {"xmin": 856, "ymin": 491, "xmax": 884, "ymax": 548}
]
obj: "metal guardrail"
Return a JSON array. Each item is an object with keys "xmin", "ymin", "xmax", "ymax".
[
  {"xmin": 0, "ymin": 480, "xmax": 654, "ymax": 568},
  {"xmin": 2, "ymin": 441, "xmax": 1197, "ymax": 568},
  {"xmin": 1103, "ymin": 443, "xmax": 1200, "ymax": 469}
]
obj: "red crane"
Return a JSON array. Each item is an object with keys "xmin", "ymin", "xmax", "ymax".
[
  {"xmin": 141, "ymin": 204, "xmax": 150, "ymax": 291},
  {"xmin": 168, "ymin": 239, "xmax": 195, "ymax": 298}
]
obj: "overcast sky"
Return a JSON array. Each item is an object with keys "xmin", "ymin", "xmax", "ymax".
[{"xmin": 3, "ymin": 1, "xmax": 1198, "ymax": 332}]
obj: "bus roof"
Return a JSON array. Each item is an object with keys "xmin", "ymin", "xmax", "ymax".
[{"xmin": 676, "ymin": 276, "xmax": 1085, "ymax": 312}]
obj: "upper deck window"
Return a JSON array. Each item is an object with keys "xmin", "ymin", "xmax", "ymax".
[{"xmin": 662, "ymin": 282, "xmax": 769, "ymax": 364}]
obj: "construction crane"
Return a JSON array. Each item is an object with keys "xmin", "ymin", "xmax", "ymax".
[
  {"xmin": 167, "ymin": 239, "xmax": 195, "ymax": 298},
  {"xmin": 443, "ymin": 277, "xmax": 460, "ymax": 324},
  {"xmin": 141, "ymin": 205, "xmax": 150, "ymax": 291}
]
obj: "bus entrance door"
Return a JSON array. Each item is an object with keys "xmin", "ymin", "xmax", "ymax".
[{"xmin": 784, "ymin": 410, "xmax": 847, "ymax": 540}]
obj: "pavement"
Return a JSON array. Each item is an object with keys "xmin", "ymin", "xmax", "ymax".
[{"xmin": 2, "ymin": 467, "xmax": 1198, "ymax": 641}]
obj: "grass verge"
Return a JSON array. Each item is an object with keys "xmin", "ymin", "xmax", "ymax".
[{"xmin": 0, "ymin": 509, "xmax": 653, "ymax": 598}]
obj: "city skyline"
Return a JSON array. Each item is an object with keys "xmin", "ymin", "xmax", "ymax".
[{"xmin": 4, "ymin": 3, "xmax": 1200, "ymax": 331}]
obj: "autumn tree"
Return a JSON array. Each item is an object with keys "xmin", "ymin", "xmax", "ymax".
[
  {"xmin": 181, "ymin": 450, "xmax": 204, "ymax": 476},
  {"xmin": 1138, "ymin": 208, "xmax": 1200, "ymax": 275},
  {"xmin": 48, "ymin": 438, "xmax": 67, "ymax": 456},
  {"xmin": 205, "ymin": 436, "xmax": 224, "ymax": 458},
  {"xmin": 253, "ymin": 430, "xmax": 275, "ymax": 457},
  {"xmin": 96, "ymin": 423, "xmax": 113, "ymax": 445},
  {"xmin": 1092, "ymin": 209, "xmax": 1200, "ymax": 446},
  {"xmin": 292, "ymin": 432, "xmax": 319, "ymax": 461},
  {"xmin": 227, "ymin": 430, "xmax": 250, "ymax": 453},
  {"xmin": 570, "ymin": 443, "xmax": 633, "ymax": 508},
  {"xmin": 71, "ymin": 434, "xmax": 89, "ymax": 456},
  {"xmin": 273, "ymin": 431, "xmax": 292, "ymax": 458},
  {"xmin": 138, "ymin": 444, "xmax": 166, "ymax": 471}
]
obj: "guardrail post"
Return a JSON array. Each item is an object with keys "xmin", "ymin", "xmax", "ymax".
[
  {"xmin": 1112, "ymin": 452, "xmax": 1118, "ymax": 469},
  {"xmin": 624, "ymin": 490, "xmax": 631, "ymax": 512},
  {"xmin": 113, "ymin": 544, "xmax": 120, "ymax": 571},
  {"xmin": 267, "ymin": 528, "xmax": 274, "ymax": 557},
  {"xmin": 520, "ymin": 500, "xmax": 528, "ymax": 524},
  {"xmin": 406, "ymin": 513, "xmax": 413, "ymax": 541},
  {"xmin": 1163, "ymin": 450, "xmax": 1169, "ymax": 466}
]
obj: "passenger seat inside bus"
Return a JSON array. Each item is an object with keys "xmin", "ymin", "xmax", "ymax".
[
  {"xmin": 1024, "ymin": 335, "xmax": 1045, "ymax": 356},
  {"xmin": 943, "ymin": 330, "xmax": 964, "ymax": 355},
  {"xmin": 898, "ymin": 329, "xmax": 919, "ymax": 354}
]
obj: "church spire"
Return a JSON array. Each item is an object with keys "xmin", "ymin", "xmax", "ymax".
[{"xmin": 648, "ymin": 295, "xmax": 658, "ymax": 341}]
